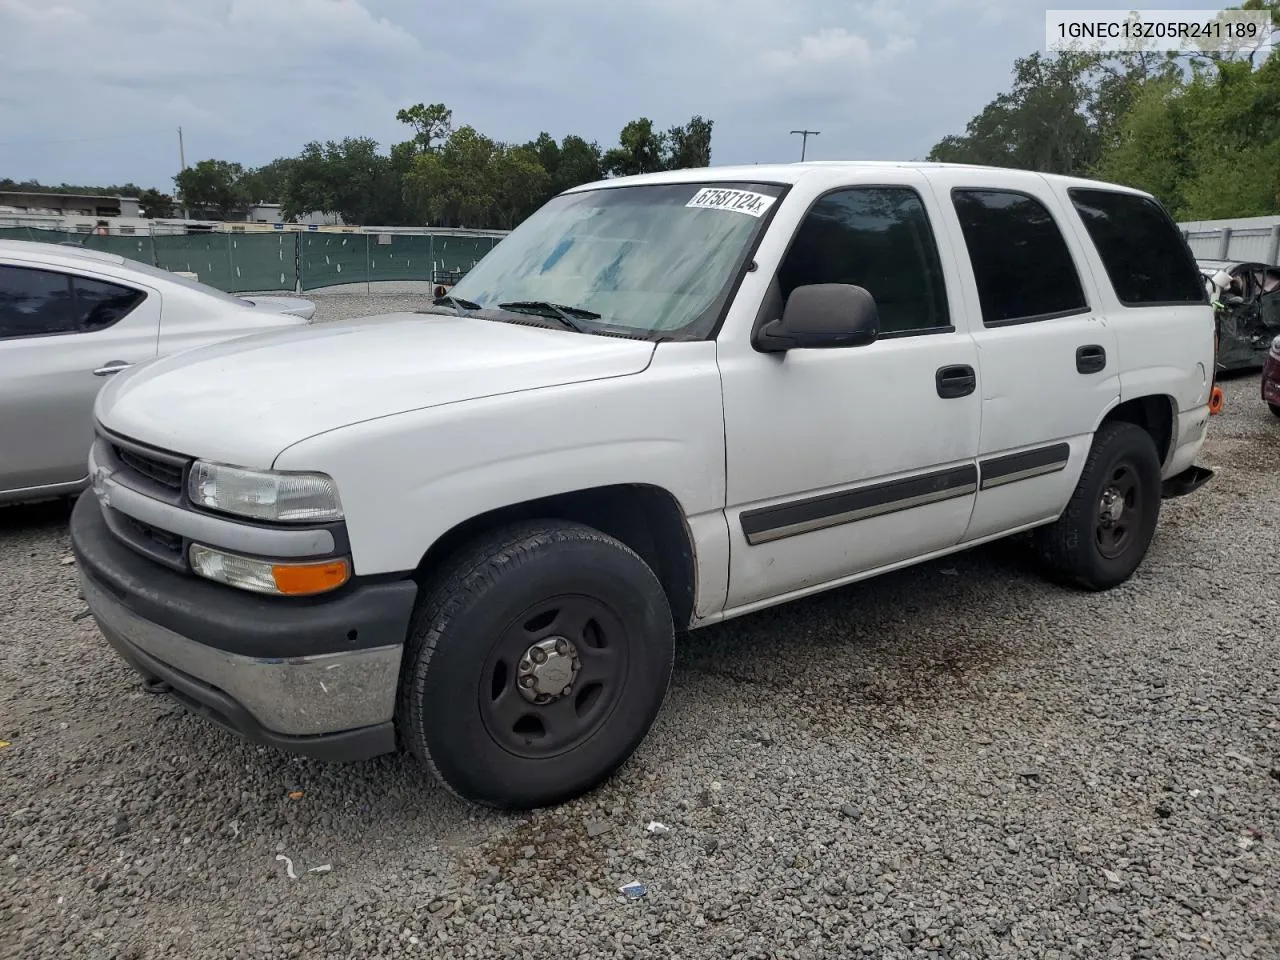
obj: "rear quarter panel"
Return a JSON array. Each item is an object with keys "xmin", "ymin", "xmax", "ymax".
[
  {"xmin": 156, "ymin": 291, "xmax": 309, "ymax": 356},
  {"xmin": 1046, "ymin": 180, "xmax": 1215, "ymax": 469}
]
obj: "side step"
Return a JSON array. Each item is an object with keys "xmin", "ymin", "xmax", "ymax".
[{"xmin": 1161, "ymin": 464, "xmax": 1215, "ymax": 499}]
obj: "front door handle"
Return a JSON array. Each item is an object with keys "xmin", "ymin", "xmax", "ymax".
[
  {"xmin": 936, "ymin": 364, "xmax": 976, "ymax": 399},
  {"xmin": 93, "ymin": 361, "xmax": 133, "ymax": 377},
  {"xmin": 1076, "ymin": 344, "xmax": 1106, "ymax": 374}
]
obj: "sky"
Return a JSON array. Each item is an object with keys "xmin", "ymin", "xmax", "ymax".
[{"xmin": 0, "ymin": 0, "xmax": 1228, "ymax": 191}]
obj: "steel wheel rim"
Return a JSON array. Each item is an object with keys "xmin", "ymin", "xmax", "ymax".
[
  {"xmin": 479, "ymin": 593, "xmax": 629, "ymax": 759},
  {"xmin": 1095, "ymin": 461, "xmax": 1139, "ymax": 560}
]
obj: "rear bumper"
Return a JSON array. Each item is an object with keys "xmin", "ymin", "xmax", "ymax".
[
  {"xmin": 1165, "ymin": 403, "xmax": 1212, "ymax": 479},
  {"xmin": 71, "ymin": 490, "xmax": 417, "ymax": 760}
]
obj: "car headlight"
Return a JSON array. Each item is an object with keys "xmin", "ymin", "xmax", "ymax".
[
  {"xmin": 1271, "ymin": 334, "xmax": 1280, "ymax": 360},
  {"xmin": 188, "ymin": 461, "xmax": 343, "ymax": 523},
  {"xmin": 189, "ymin": 543, "xmax": 350, "ymax": 596}
]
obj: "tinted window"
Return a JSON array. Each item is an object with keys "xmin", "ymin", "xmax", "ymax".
[
  {"xmin": 1068, "ymin": 188, "xmax": 1206, "ymax": 305},
  {"xmin": 0, "ymin": 266, "xmax": 73, "ymax": 338},
  {"xmin": 952, "ymin": 190, "xmax": 1088, "ymax": 325},
  {"xmin": 778, "ymin": 187, "xmax": 950, "ymax": 334},
  {"xmin": 75, "ymin": 277, "xmax": 146, "ymax": 330},
  {"xmin": 0, "ymin": 266, "xmax": 145, "ymax": 339}
]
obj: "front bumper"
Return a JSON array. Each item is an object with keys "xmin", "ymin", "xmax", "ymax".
[{"xmin": 71, "ymin": 490, "xmax": 418, "ymax": 761}]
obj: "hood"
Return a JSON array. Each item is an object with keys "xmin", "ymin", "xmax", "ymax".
[
  {"xmin": 241, "ymin": 295, "xmax": 317, "ymax": 320},
  {"xmin": 96, "ymin": 313, "xmax": 656, "ymax": 467}
]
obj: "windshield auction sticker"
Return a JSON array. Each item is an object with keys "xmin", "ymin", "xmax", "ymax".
[{"xmin": 686, "ymin": 188, "xmax": 776, "ymax": 217}]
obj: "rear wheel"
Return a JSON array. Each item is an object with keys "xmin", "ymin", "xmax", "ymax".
[
  {"xmin": 397, "ymin": 521, "xmax": 675, "ymax": 809},
  {"xmin": 1034, "ymin": 422, "xmax": 1162, "ymax": 591},
  {"xmin": 1269, "ymin": 402, "xmax": 1280, "ymax": 418}
]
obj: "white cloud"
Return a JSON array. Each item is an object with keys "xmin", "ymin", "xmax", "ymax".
[{"xmin": 0, "ymin": 0, "xmax": 1049, "ymax": 184}]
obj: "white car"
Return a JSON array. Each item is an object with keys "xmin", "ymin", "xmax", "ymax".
[
  {"xmin": 73, "ymin": 162, "xmax": 1216, "ymax": 810},
  {"xmin": 0, "ymin": 240, "xmax": 315, "ymax": 506}
]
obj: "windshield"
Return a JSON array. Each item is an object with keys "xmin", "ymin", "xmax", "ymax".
[{"xmin": 448, "ymin": 181, "xmax": 786, "ymax": 340}]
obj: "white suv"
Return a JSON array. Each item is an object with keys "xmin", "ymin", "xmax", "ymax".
[{"xmin": 72, "ymin": 162, "xmax": 1216, "ymax": 809}]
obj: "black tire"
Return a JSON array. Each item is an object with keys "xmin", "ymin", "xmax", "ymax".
[
  {"xmin": 1033, "ymin": 422, "xmax": 1162, "ymax": 591},
  {"xmin": 397, "ymin": 520, "xmax": 675, "ymax": 809},
  {"xmin": 1269, "ymin": 402, "xmax": 1280, "ymax": 419}
]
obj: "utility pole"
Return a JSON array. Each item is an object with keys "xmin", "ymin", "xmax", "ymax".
[
  {"xmin": 174, "ymin": 126, "xmax": 189, "ymax": 220},
  {"xmin": 790, "ymin": 129, "xmax": 820, "ymax": 162}
]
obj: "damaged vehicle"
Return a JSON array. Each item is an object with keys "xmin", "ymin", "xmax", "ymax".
[
  {"xmin": 1198, "ymin": 259, "xmax": 1280, "ymax": 372},
  {"xmin": 1263, "ymin": 333, "xmax": 1280, "ymax": 417}
]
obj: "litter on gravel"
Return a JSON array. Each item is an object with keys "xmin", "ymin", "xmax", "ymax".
[{"xmin": 618, "ymin": 880, "xmax": 647, "ymax": 900}]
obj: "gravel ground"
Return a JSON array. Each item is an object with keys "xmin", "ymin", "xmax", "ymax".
[{"xmin": 2, "ymin": 307, "xmax": 1278, "ymax": 958}]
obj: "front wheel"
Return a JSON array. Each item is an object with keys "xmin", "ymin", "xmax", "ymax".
[
  {"xmin": 397, "ymin": 521, "xmax": 675, "ymax": 809},
  {"xmin": 1269, "ymin": 402, "xmax": 1280, "ymax": 419},
  {"xmin": 1034, "ymin": 422, "xmax": 1162, "ymax": 591}
]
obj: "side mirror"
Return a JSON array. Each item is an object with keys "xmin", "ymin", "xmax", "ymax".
[{"xmin": 754, "ymin": 283, "xmax": 880, "ymax": 353}]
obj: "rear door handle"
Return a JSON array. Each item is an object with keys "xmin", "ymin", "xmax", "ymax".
[
  {"xmin": 93, "ymin": 361, "xmax": 133, "ymax": 377},
  {"xmin": 1076, "ymin": 345, "xmax": 1106, "ymax": 374},
  {"xmin": 935, "ymin": 364, "xmax": 976, "ymax": 399}
]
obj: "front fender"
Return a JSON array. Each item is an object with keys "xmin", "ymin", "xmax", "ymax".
[{"xmin": 271, "ymin": 343, "xmax": 727, "ymax": 578}]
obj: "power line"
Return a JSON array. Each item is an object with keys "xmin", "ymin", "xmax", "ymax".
[
  {"xmin": 790, "ymin": 129, "xmax": 820, "ymax": 162},
  {"xmin": 0, "ymin": 129, "xmax": 175, "ymax": 148}
]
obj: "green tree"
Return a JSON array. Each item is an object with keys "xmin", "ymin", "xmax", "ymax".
[
  {"xmin": 239, "ymin": 158, "xmax": 295, "ymax": 205},
  {"xmin": 664, "ymin": 116, "xmax": 714, "ymax": 169},
  {"xmin": 1092, "ymin": 77, "xmax": 1191, "ymax": 210},
  {"xmin": 281, "ymin": 138, "xmax": 402, "ymax": 225},
  {"xmin": 554, "ymin": 135, "xmax": 604, "ymax": 192},
  {"xmin": 490, "ymin": 144, "xmax": 552, "ymax": 228},
  {"xmin": 603, "ymin": 118, "xmax": 667, "ymax": 177},
  {"xmin": 174, "ymin": 159, "xmax": 247, "ymax": 218},
  {"xmin": 404, "ymin": 125, "xmax": 502, "ymax": 227},
  {"xmin": 138, "ymin": 188, "xmax": 176, "ymax": 219},
  {"xmin": 396, "ymin": 102, "xmax": 454, "ymax": 153},
  {"xmin": 928, "ymin": 51, "xmax": 1109, "ymax": 175}
]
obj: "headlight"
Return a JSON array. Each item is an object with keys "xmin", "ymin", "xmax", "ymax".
[
  {"xmin": 1271, "ymin": 334, "xmax": 1280, "ymax": 359},
  {"xmin": 188, "ymin": 461, "xmax": 342, "ymax": 523},
  {"xmin": 188, "ymin": 544, "xmax": 350, "ymax": 596}
]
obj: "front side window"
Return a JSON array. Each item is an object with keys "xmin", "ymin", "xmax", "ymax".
[
  {"xmin": 0, "ymin": 265, "xmax": 74, "ymax": 338},
  {"xmin": 1068, "ymin": 188, "xmax": 1206, "ymax": 306},
  {"xmin": 952, "ymin": 189, "xmax": 1089, "ymax": 326},
  {"xmin": 447, "ymin": 181, "xmax": 785, "ymax": 340},
  {"xmin": 0, "ymin": 265, "xmax": 145, "ymax": 339},
  {"xmin": 777, "ymin": 186, "xmax": 951, "ymax": 334}
]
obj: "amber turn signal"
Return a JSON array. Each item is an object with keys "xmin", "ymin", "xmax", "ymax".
[
  {"xmin": 272, "ymin": 559, "xmax": 351, "ymax": 596},
  {"xmin": 1209, "ymin": 384, "xmax": 1224, "ymax": 415}
]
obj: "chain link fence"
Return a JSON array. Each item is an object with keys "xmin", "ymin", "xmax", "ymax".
[{"xmin": 0, "ymin": 226, "xmax": 507, "ymax": 294}]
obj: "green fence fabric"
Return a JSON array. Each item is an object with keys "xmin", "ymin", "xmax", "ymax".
[
  {"xmin": 152, "ymin": 233, "xmax": 295, "ymax": 293},
  {"xmin": 365, "ymin": 234, "xmax": 435, "ymax": 283},
  {"xmin": 299, "ymin": 234, "xmax": 369, "ymax": 290},
  {"xmin": 0, "ymin": 227, "xmax": 506, "ymax": 293},
  {"xmin": 432, "ymin": 235, "xmax": 501, "ymax": 274}
]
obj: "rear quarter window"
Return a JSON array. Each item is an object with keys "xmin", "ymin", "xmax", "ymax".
[{"xmin": 1068, "ymin": 188, "xmax": 1207, "ymax": 306}]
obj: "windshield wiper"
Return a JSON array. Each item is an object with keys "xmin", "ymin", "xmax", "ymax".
[
  {"xmin": 432, "ymin": 294, "xmax": 482, "ymax": 314},
  {"xmin": 497, "ymin": 300, "xmax": 600, "ymax": 333}
]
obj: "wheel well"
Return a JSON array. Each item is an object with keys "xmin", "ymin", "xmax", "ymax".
[
  {"xmin": 1100, "ymin": 395, "xmax": 1175, "ymax": 465},
  {"xmin": 414, "ymin": 485, "xmax": 697, "ymax": 629}
]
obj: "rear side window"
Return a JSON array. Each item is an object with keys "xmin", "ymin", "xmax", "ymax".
[
  {"xmin": 75, "ymin": 276, "xmax": 147, "ymax": 330},
  {"xmin": 952, "ymin": 189, "xmax": 1089, "ymax": 326},
  {"xmin": 0, "ymin": 265, "xmax": 144, "ymax": 339},
  {"xmin": 1068, "ymin": 188, "xmax": 1207, "ymax": 305}
]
